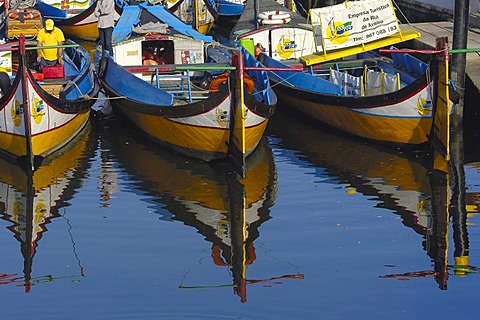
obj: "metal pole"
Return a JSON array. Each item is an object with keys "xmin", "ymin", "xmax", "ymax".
[{"xmin": 451, "ymin": 0, "xmax": 470, "ymax": 128}]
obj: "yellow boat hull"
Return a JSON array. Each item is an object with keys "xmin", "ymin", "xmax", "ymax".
[{"xmin": 120, "ymin": 107, "xmax": 268, "ymax": 160}]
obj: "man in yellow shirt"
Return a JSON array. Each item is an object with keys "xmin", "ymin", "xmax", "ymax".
[{"xmin": 36, "ymin": 19, "xmax": 65, "ymax": 69}]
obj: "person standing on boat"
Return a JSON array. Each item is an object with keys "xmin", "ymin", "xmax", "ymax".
[
  {"xmin": 36, "ymin": 19, "xmax": 65, "ymax": 69},
  {"xmin": 95, "ymin": 0, "xmax": 115, "ymax": 55}
]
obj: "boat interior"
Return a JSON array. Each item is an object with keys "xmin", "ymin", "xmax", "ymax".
[
  {"xmin": 261, "ymin": 48, "xmax": 429, "ymax": 97},
  {"xmin": 115, "ymin": 37, "xmax": 274, "ymax": 105}
]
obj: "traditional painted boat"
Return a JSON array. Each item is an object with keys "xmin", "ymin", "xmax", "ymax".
[
  {"xmin": 154, "ymin": 0, "xmax": 216, "ymax": 35},
  {"xmin": 0, "ymin": 126, "xmax": 93, "ymax": 292},
  {"xmin": 206, "ymin": 0, "xmax": 302, "ymax": 27},
  {"xmin": 204, "ymin": 0, "xmax": 245, "ymax": 26},
  {"xmin": 0, "ymin": 35, "xmax": 100, "ymax": 169},
  {"xmin": 231, "ymin": 0, "xmax": 456, "ymax": 152},
  {"xmin": 97, "ymin": 3, "xmax": 276, "ymax": 175},
  {"xmin": 36, "ymin": 0, "xmax": 125, "ymax": 41}
]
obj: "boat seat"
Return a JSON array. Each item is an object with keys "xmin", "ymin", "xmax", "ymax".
[{"xmin": 390, "ymin": 52, "xmax": 427, "ymax": 77}]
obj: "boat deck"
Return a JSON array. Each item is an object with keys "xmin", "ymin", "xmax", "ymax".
[{"xmin": 40, "ymin": 80, "xmax": 66, "ymax": 98}]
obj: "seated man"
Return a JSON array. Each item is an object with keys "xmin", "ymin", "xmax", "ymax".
[{"xmin": 36, "ymin": 19, "xmax": 65, "ymax": 69}]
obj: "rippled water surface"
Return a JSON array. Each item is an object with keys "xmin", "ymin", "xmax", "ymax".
[{"xmin": 1, "ymin": 108, "xmax": 480, "ymax": 319}]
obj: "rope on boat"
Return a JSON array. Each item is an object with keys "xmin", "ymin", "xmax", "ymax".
[
  {"xmin": 65, "ymin": 81, "xmax": 90, "ymax": 100},
  {"xmin": 268, "ymin": 71, "xmax": 299, "ymax": 89},
  {"xmin": 64, "ymin": 81, "xmax": 126, "ymax": 101},
  {"xmin": 391, "ymin": 0, "xmax": 420, "ymax": 34}
]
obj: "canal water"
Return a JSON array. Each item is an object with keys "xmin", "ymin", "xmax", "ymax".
[{"xmin": 1, "ymin": 101, "xmax": 479, "ymax": 319}]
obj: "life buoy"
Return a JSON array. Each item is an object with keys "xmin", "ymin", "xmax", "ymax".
[
  {"xmin": 209, "ymin": 72, "xmax": 229, "ymax": 93},
  {"xmin": 8, "ymin": 8, "xmax": 40, "ymax": 20},
  {"xmin": 257, "ymin": 10, "xmax": 291, "ymax": 20},
  {"xmin": 142, "ymin": 51, "xmax": 166, "ymax": 66},
  {"xmin": 257, "ymin": 10, "xmax": 291, "ymax": 25},
  {"xmin": 209, "ymin": 72, "xmax": 255, "ymax": 94},
  {"xmin": 244, "ymin": 74, "xmax": 255, "ymax": 94},
  {"xmin": 258, "ymin": 17, "xmax": 291, "ymax": 25},
  {"xmin": 142, "ymin": 58, "xmax": 159, "ymax": 66}
]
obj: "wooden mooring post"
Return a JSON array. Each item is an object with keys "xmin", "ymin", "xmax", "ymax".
[{"xmin": 451, "ymin": 0, "xmax": 469, "ymax": 127}]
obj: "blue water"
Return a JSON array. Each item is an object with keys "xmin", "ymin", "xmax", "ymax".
[{"xmin": 1, "ymin": 110, "xmax": 479, "ymax": 319}]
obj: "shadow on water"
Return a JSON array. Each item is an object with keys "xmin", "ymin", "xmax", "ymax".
[
  {"xmin": 266, "ymin": 108, "xmax": 477, "ymax": 290},
  {"xmin": 0, "ymin": 124, "xmax": 97, "ymax": 292},
  {"xmin": 96, "ymin": 114, "xmax": 304, "ymax": 303}
]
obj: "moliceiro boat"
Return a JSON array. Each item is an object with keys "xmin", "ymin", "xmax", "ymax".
[
  {"xmin": 36, "ymin": 0, "xmax": 125, "ymax": 41},
  {"xmin": 0, "ymin": 34, "xmax": 100, "ymax": 170},
  {"xmin": 97, "ymin": 4, "xmax": 277, "ymax": 176},
  {"xmin": 231, "ymin": 0, "xmax": 457, "ymax": 155}
]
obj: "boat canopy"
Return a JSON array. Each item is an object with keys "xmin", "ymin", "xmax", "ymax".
[{"xmin": 113, "ymin": 3, "xmax": 214, "ymax": 43}]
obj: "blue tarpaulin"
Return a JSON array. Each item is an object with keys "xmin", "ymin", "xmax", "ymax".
[{"xmin": 112, "ymin": 3, "xmax": 214, "ymax": 43}]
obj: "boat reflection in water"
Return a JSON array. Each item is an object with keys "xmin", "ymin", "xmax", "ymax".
[
  {"xmin": 103, "ymin": 117, "xmax": 303, "ymax": 303},
  {"xmin": 267, "ymin": 111, "xmax": 476, "ymax": 290},
  {"xmin": 0, "ymin": 126, "xmax": 94, "ymax": 292}
]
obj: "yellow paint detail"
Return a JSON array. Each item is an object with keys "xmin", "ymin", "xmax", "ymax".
[
  {"xmin": 35, "ymin": 200, "xmax": 47, "ymax": 218},
  {"xmin": 326, "ymin": 21, "xmax": 350, "ymax": 45},
  {"xmin": 0, "ymin": 130, "xmax": 27, "ymax": 156},
  {"xmin": 416, "ymin": 199, "xmax": 429, "ymax": 213},
  {"xmin": 466, "ymin": 204, "xmax": 478, "ymax": 213},
  {"xmin": 0, "ymin": 127, "xmax": 90, "ymax": 191},
  {"xmin": 10, "ymin": 99, "xmax": 22, "ymax": 127},
  {"xmin": 416, "ymin": 97, "xmax": 431, "ymax": 116},
  {"xmin": 13, "ymin": 199, "xmax": 24, "ymax": 215},
  {"xmin": 31, "ymin": 113, "xmax": 90, "ymax": 156},
  {"xmin": 278, "ymin": 95, "xmax": 432, "ymax": 144},
  {"xmin": 454, "ymin": 256, "xmax": 470, "ymax": 276},
  {"xmin": 215, "ymin": 108, "xmax": 229, "ymax": 127},
  {"xmin": 276, "ymin": 38, "xmax": 295, "ymax": 59},
  {"xmin": 195, "ymin": 22, "xmax": 214, "ymax": 35},
  {"xmin": 59, "ymin": 24, "xmax": 99, "ymax": 41},
  {"xmin": 0, "ymin": 111, "xmax": 89, "ymax": 158},
  {"xmin": 345, "ymin": 187, "xmax": 357, "ymax": 194},
  {"xmin": 121, "ymin": 108, "xmax": 267, "ymax": 157},
  {"xmin": 32, "ymin": 97, "xmax": 45, "ymax": 124}
]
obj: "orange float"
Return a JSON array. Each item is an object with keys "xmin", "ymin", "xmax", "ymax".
[
  {"xmin": 209, "ymin": 72, "xmax": 255, "ymax": 94},
  {"xmin": 8, "ymin": 8, "xmax": 41, "ymax": 20}
]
